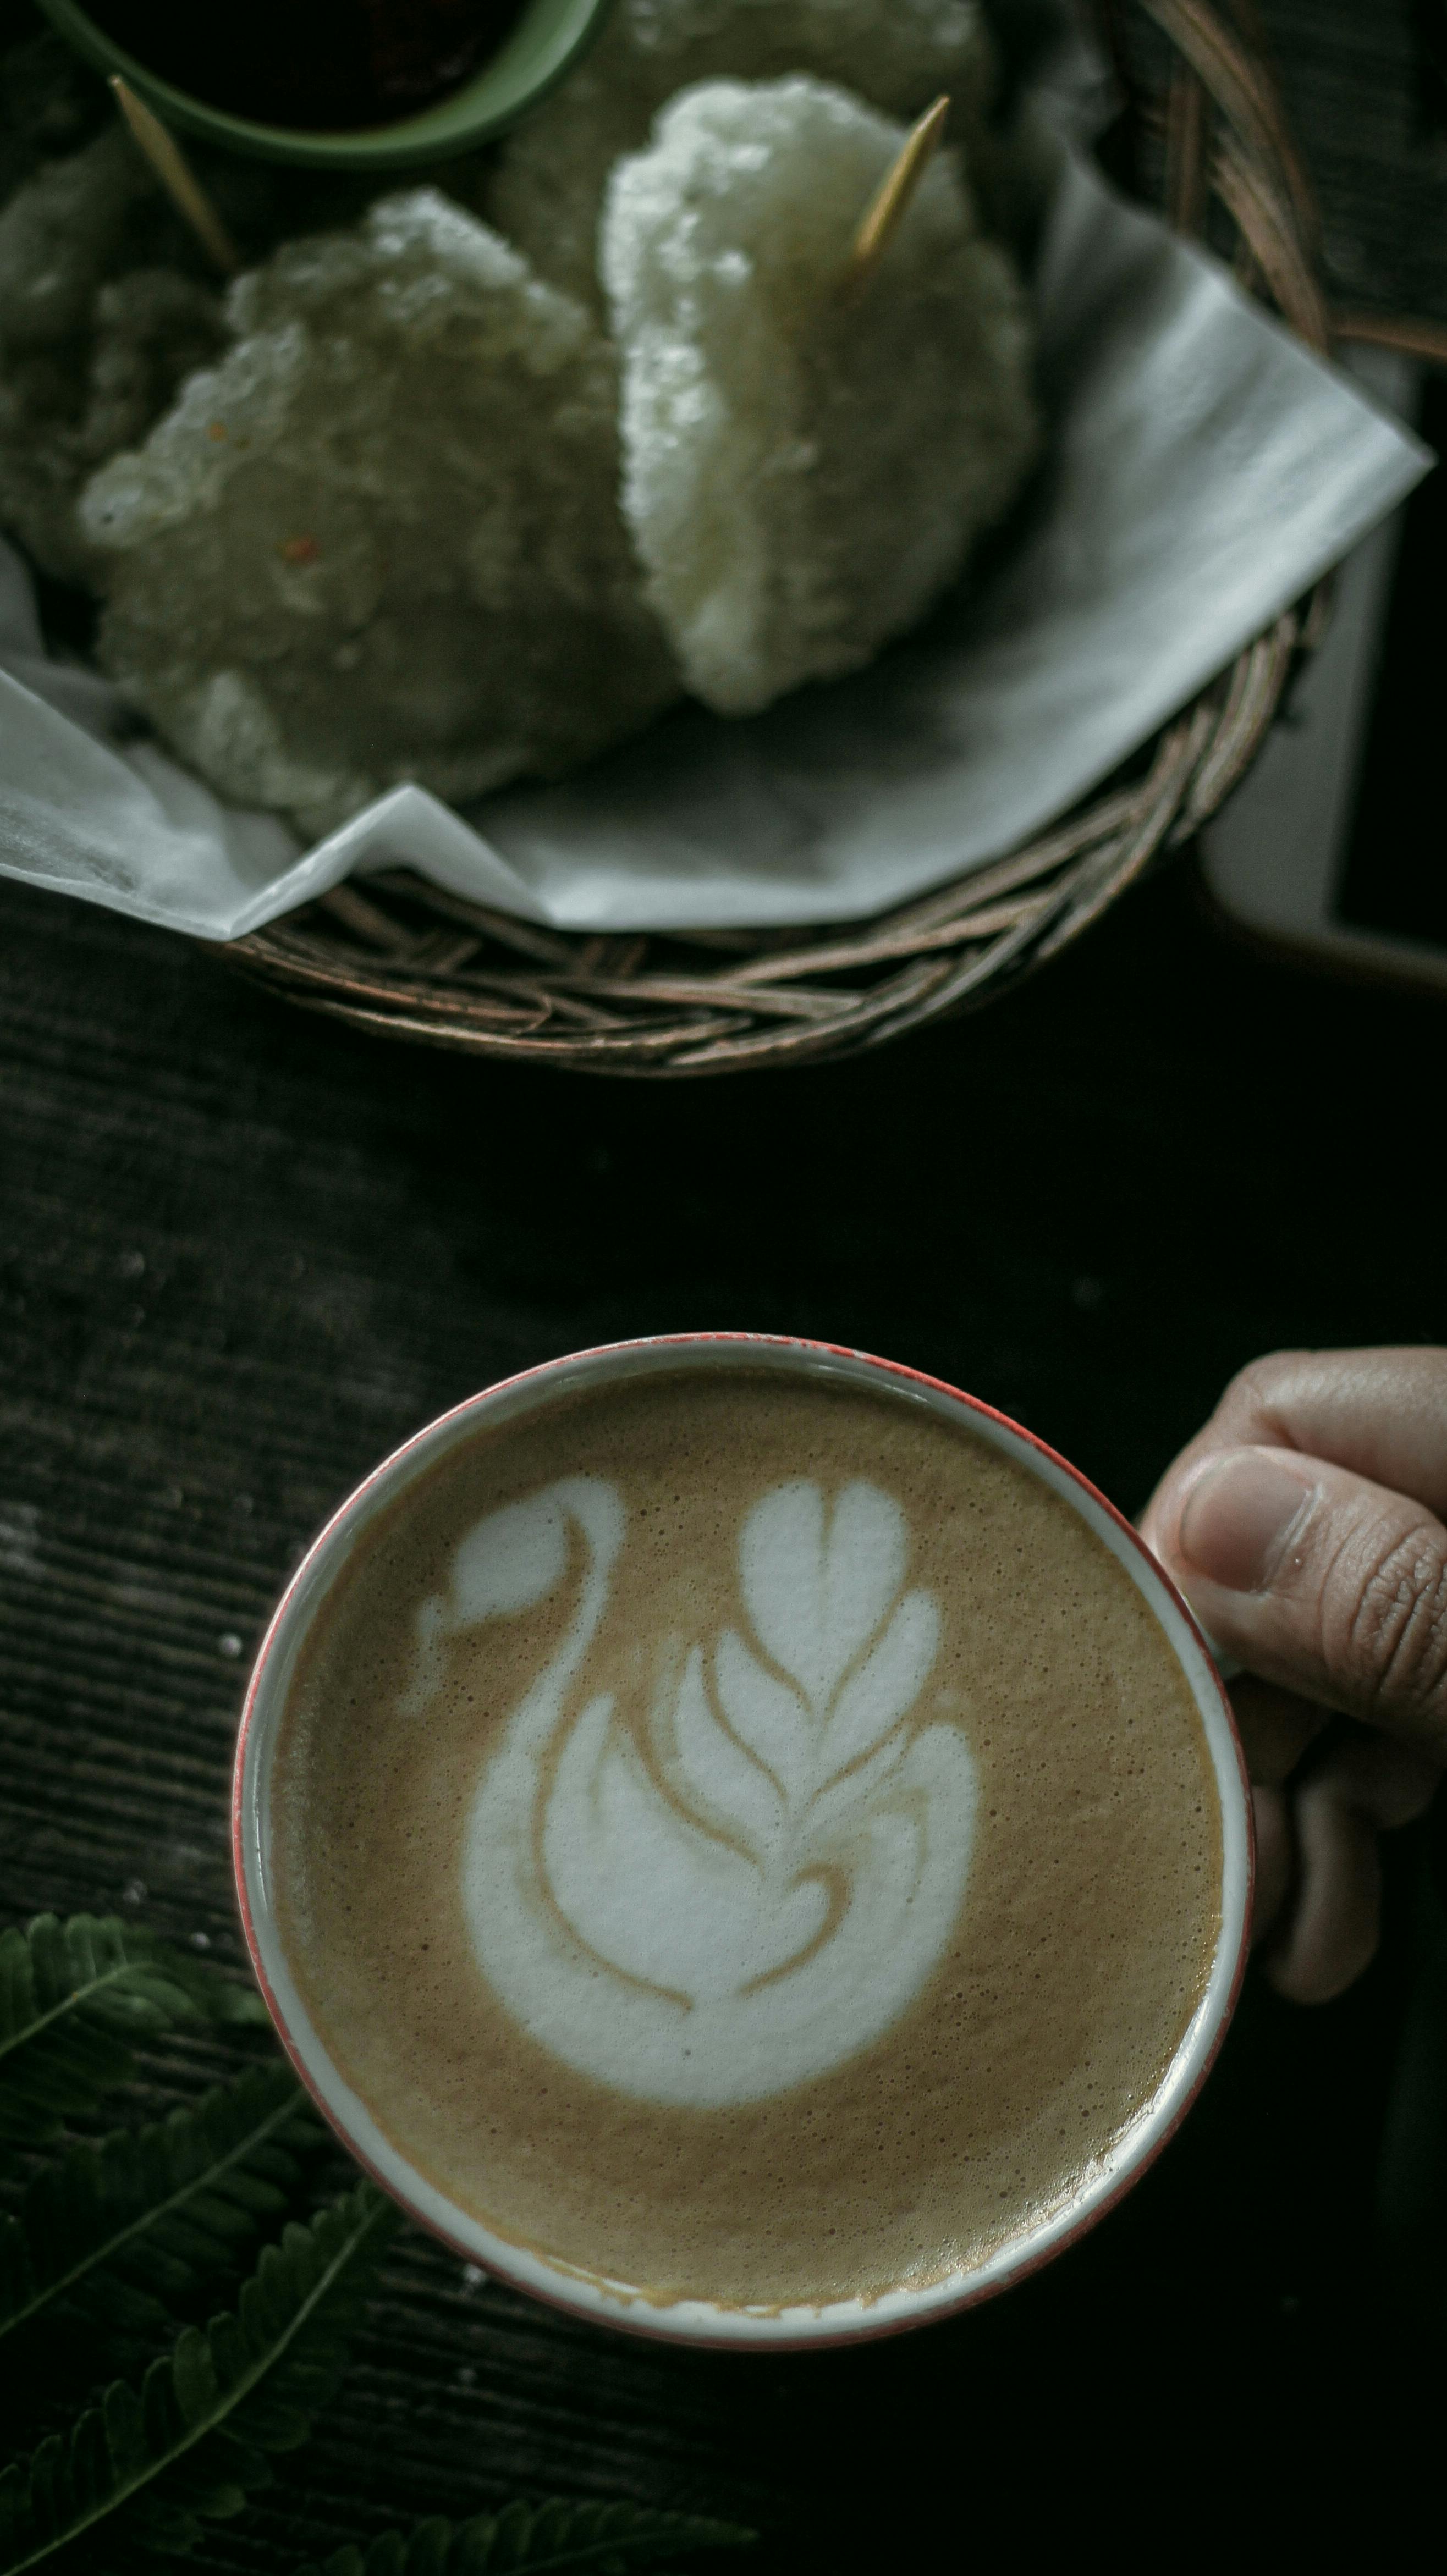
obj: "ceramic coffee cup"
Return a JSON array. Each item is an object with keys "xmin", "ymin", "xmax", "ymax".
[{"xmin": 233, "ymin": 1333, "xmax": 1252, "ymax": 2348}]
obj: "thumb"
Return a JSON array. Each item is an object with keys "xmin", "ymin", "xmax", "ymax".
[{"xmin": 1146, "ymin": 1444, "xmax": 1447, "ymax": 1758}]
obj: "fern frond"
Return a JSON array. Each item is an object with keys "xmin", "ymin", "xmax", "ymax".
[
  {"xmin": 0, "ymin": 2181, "xmax": 394, "ymax": 2572},
  {"xmin": 0, "ymin": 1915, "xmax": 267, "ymax": 2152},
  {"xmin": 0, "ymin": 2062, "xmax": 319, "ymax": 2348},
  {"xmin": 293, "ymin": 2501, "xmax": 757, "ymax": 2576}
]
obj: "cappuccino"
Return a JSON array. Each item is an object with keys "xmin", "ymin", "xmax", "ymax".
[{"xmin": 272, "ymin": 1363, "xmax": 1222, "ymax": 2312}]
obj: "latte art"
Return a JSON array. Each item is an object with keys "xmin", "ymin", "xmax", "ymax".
[
  {"xmin": 272, "ymin": 1363, "xmax": 1224, "ymax": 2316},
  {"xmin": 436, "ymin": 1475, "xmax": 976, "ymax": 2105}
]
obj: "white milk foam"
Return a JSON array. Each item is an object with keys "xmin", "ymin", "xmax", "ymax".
[{"xmin": 404, "ymin": 1472, "xmax": 977, "ymax": 2108}]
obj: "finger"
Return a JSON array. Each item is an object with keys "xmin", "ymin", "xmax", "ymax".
[
  {"xmin": 1151, "ymin": 1444, "xmax": 1447, "ymax": 1755},
  {"xmin": 1140, "ymin": 1348, "xmax": 1447, "ymax": 1538},
  {"xmin": 1229, "ymin": 1675, "xmax": 1324, "ymax": 1788},
  {"xmin": 1251, "ymin": 1783, "xmax": 1295, "ymax": 1944},
  {"xmin": 1263, "ymin": 1774, "xmax": 1382, "ymax": 2005},
  {"xmin": 1308, "ymin": 1729, "xmax": 1439, "ymax": 1831},
  {"xmin": 1255, "ymin": 1734, "xmax": 1436, "ymax": 2004}
]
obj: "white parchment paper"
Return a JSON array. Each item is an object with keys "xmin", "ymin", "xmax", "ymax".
[{"xmin": 0, "ymin": 140, "xmax": 1431, "ymax": 942}]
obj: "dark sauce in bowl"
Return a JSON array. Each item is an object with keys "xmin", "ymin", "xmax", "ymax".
[{"xmin": 88, "ymin": 1, "xmax": 530, "ymax": 131}]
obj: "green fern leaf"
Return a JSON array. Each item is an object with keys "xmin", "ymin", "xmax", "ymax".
[
  {"xmin": 292, "ymin": 2501, "xmax": 757, "ymax": 2576},
  {"xmin": 0, "ymin": 2062, "xmax": 320, "ymax": 2348},
  {"xmin": 0, "ymin": 2180, "xmax": 394, "ymax": 2571},
  {"xmin": 0, "ymin": 1915, "xmax": 268, "ymax": 2153}
]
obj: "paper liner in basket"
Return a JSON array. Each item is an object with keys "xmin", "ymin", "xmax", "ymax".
[{"xmin": 0, "ymin": 142, "xmax": 1429, "ymax": 944}]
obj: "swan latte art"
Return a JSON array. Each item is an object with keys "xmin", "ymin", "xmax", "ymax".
[{"xmin": 272, "ymin": 1365, "xmax": 1223, "ymax": 2311}]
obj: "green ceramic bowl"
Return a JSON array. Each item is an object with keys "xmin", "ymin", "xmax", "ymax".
[{"xmin": 35, "ymin": 0, "xmax": 614, "ymax": 168}]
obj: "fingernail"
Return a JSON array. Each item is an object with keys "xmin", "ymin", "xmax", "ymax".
[{"xmin": 1176, "ymin": 1450, "xmax": 1316, "ymax": 1593}]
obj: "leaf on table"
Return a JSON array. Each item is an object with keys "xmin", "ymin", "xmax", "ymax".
[
  {"xmin": 0, "ymin": 2181, "xmax": 394, "ymax": 2572},
  {"xmin": 0, "ymin": 2061, "xmax": 320, "ymax": 2356},
  {"xmin": 291, "ymin": 2498, "xmax": 757, "ymax": 2576},
  {"xmin": 0, "ymin": 1913, "xmax": 268, "ymax": 2155}
]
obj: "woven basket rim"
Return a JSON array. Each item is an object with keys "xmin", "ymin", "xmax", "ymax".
[{"xmin": 227, "ymin": 0, "xmax": 1336, "ymax": 1077}]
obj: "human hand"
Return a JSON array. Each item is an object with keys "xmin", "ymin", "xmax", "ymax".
[{"xmin": 1139, "ymin": 1348, "xmax": 1446, "ymax": 2005}]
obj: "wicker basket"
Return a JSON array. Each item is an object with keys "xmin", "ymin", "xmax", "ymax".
[{"xmin": 230, "ymin": 0, "xmax": 1332, "ymax": 1077}]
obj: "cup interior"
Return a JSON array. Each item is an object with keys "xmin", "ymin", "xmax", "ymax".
[
  {"xmin": 35, "ymin": 0, "xmax": 613, "ymax": 169},
  {"xmin": 233, "ymin": 1334, "xmax": 1251, "ymax": 2348}
]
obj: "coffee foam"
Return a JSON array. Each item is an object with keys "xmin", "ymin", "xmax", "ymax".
[
  {"xmin": 273, "ymin": 1367, "xmax": 1222, "ymax": 2311},
  {"xmin": 452, "ymin": 1472, "xmax": 976, "ymax": 2106}
]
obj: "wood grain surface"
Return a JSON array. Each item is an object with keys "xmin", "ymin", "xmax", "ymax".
[{"xmin": 2, "ymin": 2, "xmax": 1445, "ymax": 2563}]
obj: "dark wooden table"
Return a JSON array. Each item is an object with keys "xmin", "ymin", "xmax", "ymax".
[{"xmin": 3, "ymin": 2, "xmax": 1445, "ymax": 2564}]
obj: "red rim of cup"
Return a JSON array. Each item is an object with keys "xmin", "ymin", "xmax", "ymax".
[{"xmin": 232, "ymin": 1332, "xmax": 1253, "ymax": 2351}]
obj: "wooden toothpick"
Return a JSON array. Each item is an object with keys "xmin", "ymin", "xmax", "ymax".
[
  {"xmin": 111, "ymin": 76, "xmax": 242, "ymax": 278},
  {"xmin": 839, "ymin": 93, "xmax": 950, "ymax": 302}
]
